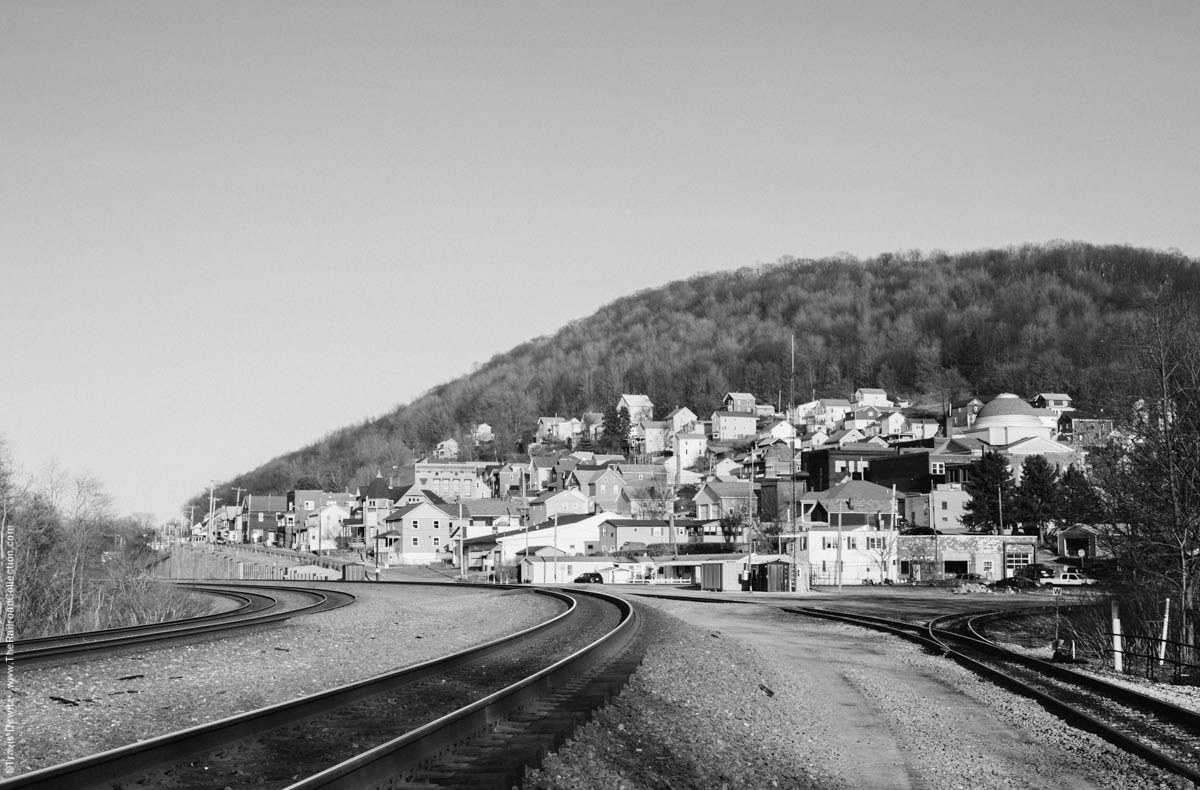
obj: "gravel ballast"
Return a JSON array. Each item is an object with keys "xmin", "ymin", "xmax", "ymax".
[{"xmin": 9, "ymin": 582, "xmax": 561, "ymax": 775}]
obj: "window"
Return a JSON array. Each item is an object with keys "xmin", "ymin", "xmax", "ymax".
[
  {"xmin": 846, "ymin": 537, "xmax": 857, "ymax": 550},
  {"xmin": 433, "ymin": 520, "xmax": 440, "ymax": 530},
  {"xmin": 867, "ymin": 536, "xmax": 885, "ymax": 550},
  {"xmin": 941, "ymin": 501, "xmax": 948, "ymax": 510},
  {"xmin": 931, "ymin": 462, "xmax": 945, "ymax": 475},
  {"xmin": 823, "ymin": 537, "xmax": 838, "ymax": 550},
  {"xmin": 411, "ymin": 520, "xmax": 418, "ymax": 530},
  {"xmin": 304, "ymin": 500, "xmax": 315, "ymax": 511},
  {"xmin": 411, "ymin": 536, "xmax": 419, "ymax": 547},
  {"xmin": 800, "ymin": 537, "xmax": 808, "ymax": 551},
  {"xmin": 433, "ymin": 537, "xmax": 440, "ymax": 547},
  {"xmin": 600, "ymin": 484, "xmax": 606, "ymax": 494},
  {"xmin": 257, "ymin": 513, "xmax": 263, "ymax": 523}
]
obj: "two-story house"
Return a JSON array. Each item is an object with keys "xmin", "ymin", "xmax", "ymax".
[
  {"xmin": 722, "ymin": 392, "xmax": 757, "ymax": 414},
  {"xmin": 380, "ymin": 501, "xmax": 462, "ymax": 565},
  {"xmin": 710, "ymin": 411, "xmax": 757, "ymax": 442}
]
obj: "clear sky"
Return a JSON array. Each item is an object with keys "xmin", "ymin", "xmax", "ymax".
[{"xmin": 3, "ymin": 1, "xmax": 1198, "ymax": 524}]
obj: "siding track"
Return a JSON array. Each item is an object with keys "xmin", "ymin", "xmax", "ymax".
[
  {"xmin": 790, "ymin": 606, "xmax": 1200, "ymax": 785},
  {"xmin": 9, "ymin": 584, "xmax": 356, "ymax": 663}
]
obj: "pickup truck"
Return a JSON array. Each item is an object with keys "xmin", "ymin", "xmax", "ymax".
[{"xmin": 1041, "ymin": 571, "xmax": 1098, "ymax": 587}]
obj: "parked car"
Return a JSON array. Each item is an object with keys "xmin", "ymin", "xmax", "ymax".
[
  {"xmin": 573, "ymin": 572, "xmax": 604, "ymax": 584},
  {"xmin": 990, "ymin": 576, "xmax": 1042, "ymax": 591},
  {"xmin": 954, "ymin": 572, "xmax": 985, "ymax": 583},
  {"xmin": 1042, "ymin": 571, "xmax": 1098, "ymax": 588}
]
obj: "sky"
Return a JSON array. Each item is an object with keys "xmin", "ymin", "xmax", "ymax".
[{"xmin": 3, "ymin": 1, "xmax": 1198, "ymax": 524}]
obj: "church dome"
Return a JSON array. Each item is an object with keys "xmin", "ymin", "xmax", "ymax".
[{"xmin": 973, "ymin": 393, "xmax": 1043, "ymax": 429}]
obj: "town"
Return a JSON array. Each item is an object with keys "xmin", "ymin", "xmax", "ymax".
[{"xmin": 195, "ymin": 388, "xmax": 1110, "ymax": 592}]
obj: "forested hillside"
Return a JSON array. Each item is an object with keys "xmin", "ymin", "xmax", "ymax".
[{"xmin": 196, "ymin": 241, "xmax": 1199, "ymax": 505}]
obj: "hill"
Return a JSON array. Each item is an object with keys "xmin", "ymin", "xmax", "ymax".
[{"xmin": 192, "ymin": 241, "xmax": 1199, "ymax": 506}]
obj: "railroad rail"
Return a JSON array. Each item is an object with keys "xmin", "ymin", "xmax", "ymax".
[
  {"xmin": 0, "ymin": 585, "xmax": 644, "ymax": 790},
  {"xmin": 790, "ymin": 606, "xmax": 1200, "ymax": 785},
  {"xmin": 8, "ymin": 583, "xmax": 355, "ymax": 663}
]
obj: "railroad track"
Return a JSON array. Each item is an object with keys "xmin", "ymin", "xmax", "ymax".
[
  {"xmin": 9, "ymin": 583, "xmax": 356, "ymax": 663},
  {"xmin": 1, "ymin": 585, "xmax": 645, "ymax": 790},
  {"xmin": 790, "ymin": 606, "xmax": 1200, "ymax": 785}
]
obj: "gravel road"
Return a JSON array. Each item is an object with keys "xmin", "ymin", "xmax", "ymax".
[{"xmin": 525, "ymin": 597, "xmax": 1193, "ymax": 790}]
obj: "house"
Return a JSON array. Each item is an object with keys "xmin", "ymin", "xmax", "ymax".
[
  {"xmin": 1031, "ymin": 393, "xmax": 1074, "ymax": 416},
  {"xmin": 722, "ymin": 392, "xmax": 757, "ymax": 414},
  {"xmin": 825, "ymin": 428, "xmax": 868, "ymax": 448},
  {"xmin": 710, "ymin": 457, "xmax": 742, "ymax": 478},
  {"xmin": 670, "ymin": 432, "xmax": 708, "ymax": 470},
  {"xmin": 473, "ymin": 423, "xmax": 494, "ymax": 444},
  {"xmin": 710, "ymin": 411, "xmax": 757, "ymax": 442},
  {"xmin": 476, "ymin": 511, "xmax": 613, "ymax": 571},
  {"xmin": 235, "ymin": 494, "xmax": 287, "ymax": 545},
  {"xmin": 300, "ymin": 502, "xmax": 351, "ymax": 552},
  {"xmin": 567, "ymin": 465, "xmax": 625, "ymax": 512},
  {"xmin": 613, "ymin": 463, "xmax": 668, "ymax": 486},
  {"xmin": 814, "ymin": 398, "xmax": 854, "ymax": 429},
  {"xmin": 844, "ymin": 407, "xmax": 882, "ymax": 434},
  {"xmin": 949, "ymin": 397, "xmax": 985, "ymax": 430},
  {"xmin": 759, "ymin": 419, "xmax": 796, "ymax": 443},
  {"xmin": 904, "ymin": 416, "xmax": 941, "ymax": 440},
  {"xmin": 599, "ymin": 518, "xmax": 692, "ymax": 553},
  {"xmin": 433, "ymin": 438, "xmax": 460, "ymax": 460},
  {"xmin": 580, "ymin": 412, "xmax": 605, "ymax": 442},
  {"xmin": 615, "ymin": 484, "xmax": 674, "ymax": 518},
  {"xmin": 897, "ymin": 481, "xmax": 973, "ymax": 533},
  {"xmin": 618, "ymin": 394, "xmax": 654, "ymax": 425},
  {"xmin": 496, "ymin": 462, "xmax": 532, "ymax": 497},
  {"xmin": 1057, "ymin": 414, "xmax": 1115, "ymax": 448},
  {"xmin": 664, "ymin": 406, "xmax": 698, "ymax": 435},
  {"xmin": 798, "ymin": 479, "xmax": 899, "ymax": 529},
  {"xmin": 380, "ymin": 501, "xmax": 463, "ymax": 565},
  {"xmin": 640, "ymin": 421, "xmax": 670, "ymax": 454},
  {"xmin": 357, "ymin": 475, "xmax": 400, "ymax": 541},
  {"xmin": 877, "ymin": 411, "xmax": 908, "ymax": 438},
  {"xmin": 693, "ymin": 480, "xmax": 756, "ymax": 521},
  {"xmin": 852, "ymin": 388, "xmax": 893, "ymax": 408},
  {"xmin": 529, "ymin": 456, "xmax": 558, "ymax": 492},
  {"xmin": 527, "ymin": 488, "xmax": 592, "ymax": 525},
  {"xmin": 536, "ymin": 416, "xmax": 567, "ymax": 444},
  {"xmin": 283, "ymin": 490, "xmax": 356, "ymax": 547},
  {"xmin": 803, "ymin": 523, "xmax": 900, "ymax": 585}
]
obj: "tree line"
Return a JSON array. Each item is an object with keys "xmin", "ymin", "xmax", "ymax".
[{"xmin": 0, "ymin": 442, "xmax": 209, "ymax": 638}]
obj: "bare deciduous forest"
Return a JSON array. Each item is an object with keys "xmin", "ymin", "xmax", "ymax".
[{"xmin": 197, "ymin": 241, "xmax": 1199, "ymax": 501}]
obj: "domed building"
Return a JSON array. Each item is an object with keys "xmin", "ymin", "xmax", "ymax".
[
  {"xmin": 964, "ymin": 393, "xmax": 1052, "ymax": 445},
  {"xmin": 963, "ymin": 393, "xmax": 1085, "ymax": 484}
]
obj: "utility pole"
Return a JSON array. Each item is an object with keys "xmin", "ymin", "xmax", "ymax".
[
  {"xmin": 208, "ymin": 482, "xmax": 216, "ymax": 544},
  {"xmin": 233, "ymin": 487, "xmax": 247, "ymax": 508}
]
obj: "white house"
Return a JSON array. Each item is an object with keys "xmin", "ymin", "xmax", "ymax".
[
  {"xmin": 852, "ymin": 388, "xmax": 893, "ymax": 408},
  {"xmin": 710, "ymin": 411, "xmax": 757, "ymax": 442},
  {"xmin": 670, "ymin": 432, "xmax": 708, "ymax": 470},
  {"xmin": 618, "ymin": 394, "xmax": 654, "ymax": 424}
]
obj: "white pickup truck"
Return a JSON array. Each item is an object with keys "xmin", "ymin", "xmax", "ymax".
[{"xmin": 1042, "ymin": 571, "xmax": 1098, "ymax": 587}]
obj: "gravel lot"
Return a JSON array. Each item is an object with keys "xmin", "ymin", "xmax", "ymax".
[{"xmin": 525, "ymin": 597, "xmax": 1194, "ymax": 790}]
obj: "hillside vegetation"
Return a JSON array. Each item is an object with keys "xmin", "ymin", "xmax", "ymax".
[{"xmin": 197, "ymin": 241, "xmax": 1199, "ymax": 504}]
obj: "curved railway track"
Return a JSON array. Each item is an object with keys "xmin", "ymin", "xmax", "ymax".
[
  {"xmin": 9, "ymin": 583, "xmax": 356, "ymax": 663},
  {"xmin": 0, "ymin": 585, "xmax": 645, "ymax": 790},
  {"xmin": 790, "ymin": 606, "xmax": 1200, "ymax": 785}
]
